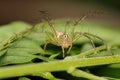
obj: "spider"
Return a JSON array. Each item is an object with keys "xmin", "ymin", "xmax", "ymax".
[{"xmin": 40, "ymin": 11, "xmax": 104, "ymax": 57}]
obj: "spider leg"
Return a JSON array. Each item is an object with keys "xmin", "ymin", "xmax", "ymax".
[
  {"xmin": 44, "ymin": 40, "xmax": 51, "ymax": 51},
  {"xmin": 65, "ymin": 19, "xmax": 70, "ymax": 34},
  {"xmin": 73, "ymin": 32, "xmax": 104, "ymax": 49},
  {"xmin": 72, "ymin": 33, "xmax": 83, "ymax": 42},
  {"xmin": 44, "ymin": 32, "xmax": 55, "ymax": 50},
  {"xmin": 84, "ymin": 32, "xmax": 104, "ymax": 44},
  {"xmin": 45, "ymin": 31, "xmax": 55, "ymax": 41},
  {"xmin": 40, "ymin": 11, "xmax": 58, "ymax": 38},
  {"xmin": 61, "ymin": 46, "xmax": 65, "ymax": 57},
  {"xmin": 44, "ymin": 32, "xmax": 57, "ymax": 50},
  {"xmin": 71, "ymin": 15, "xmax": 87, "ymax": 40},
  {"xmin": 71, "ymin": 11, "xmax": 102, "ymax": 40},
  {"xmin": 67, "ymin": 44, "xmax": 73, "ymax": 54},
  {"xmin": 72, "ymin": 32, "xmax": 105, "ymax": 57},
  {"xmin": 73, "ymin": 32, "xmax": 96, "ymax": 48},
  {"xmin": 83, "ymin": 34, "xmax": 96, "ymax": 48}
]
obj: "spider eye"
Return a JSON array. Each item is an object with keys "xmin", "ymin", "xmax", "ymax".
[{"xmin": 64, "ymin": 35, "xmax": 68, "ymax": 38}]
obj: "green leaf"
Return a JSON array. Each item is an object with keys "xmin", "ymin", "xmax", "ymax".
[
  {"xmin": 0, "ymin": 50, "xmax": 6, "ymax": 57},
  {"xmin": 0, "ymin": 22, "xmax": 46, "ymax": 66},
  {"xmin": 0, "ymin": 38, "xmax": 44, "ymax": 66},
  {"xmin": 8, "ymin": 38, "xmax": 43, "ymax": 55}
]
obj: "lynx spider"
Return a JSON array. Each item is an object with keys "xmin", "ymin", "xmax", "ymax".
[{"xmin": 40, "ymin": 11, "xmax": 104, "ymax": 57}]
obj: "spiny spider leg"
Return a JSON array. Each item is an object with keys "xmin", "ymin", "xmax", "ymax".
[
  {"xmin": 44, "ymin": 40, "xmax": 51, "ymax": 51},
  {"xmin": 40, "ymin": 11, "xmax": 58, "ymax": 38},
  {"xmin": 71, "ymin": 15, "xmax": 87, "ymax": 40},
  {"xmin": 44, "ymin": 31, "xmax": 56, "ymax": 51},
  {"xmin": 83, "ymin": 35, "xmax": 96, "ymax": 48},
  {"xmin": 65, "ymin": 20, "xmax": 70, "ymax": 34},
  {"xmin": 45, "ymin": 31, "xmax": 54, "ymax": 41},
  {"xmin": 62, "ymin": 44, "xmax": 72, "ymax": 57},
  {"xmin": 71, "ymin": 11, "xmax": 102, "ymax": 40},
  {"xmin": 67, "ymin": 44, "xmax": 73, "ymax": 54},
  {"xmin": 61, "ymin": 46, "xmax": 65, "ymax": 57},
  {"xmin": 73, "ymin": 32, "xmax": 96, "ymax": 48},
  {"xmin": 73, "ymin": 32, "xmax": 104, "ymax": 48},
  {"xmin": 83, "ymin": 32, "xmax": 104, "ymax": 44}
]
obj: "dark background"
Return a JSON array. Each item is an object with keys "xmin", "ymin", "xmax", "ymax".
[{"xmin": 0, "ymin": 0, "xmax": 120, "ymax": 26}]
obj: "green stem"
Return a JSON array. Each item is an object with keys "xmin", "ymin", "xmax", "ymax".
[
  {"xmin": 66, "ymin": 42, "xmax": 120, "ymax": 59},
  {"xmin": 0, "ymin": 55, "xmax": 120, "ymax": 79},
  {"xmin": 67, "ymin": 67, "xmax": 107, "ymax": 80},
  {"xmin": 77, "ymin": 45, "xmax": 107, "ymax": 58}
]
